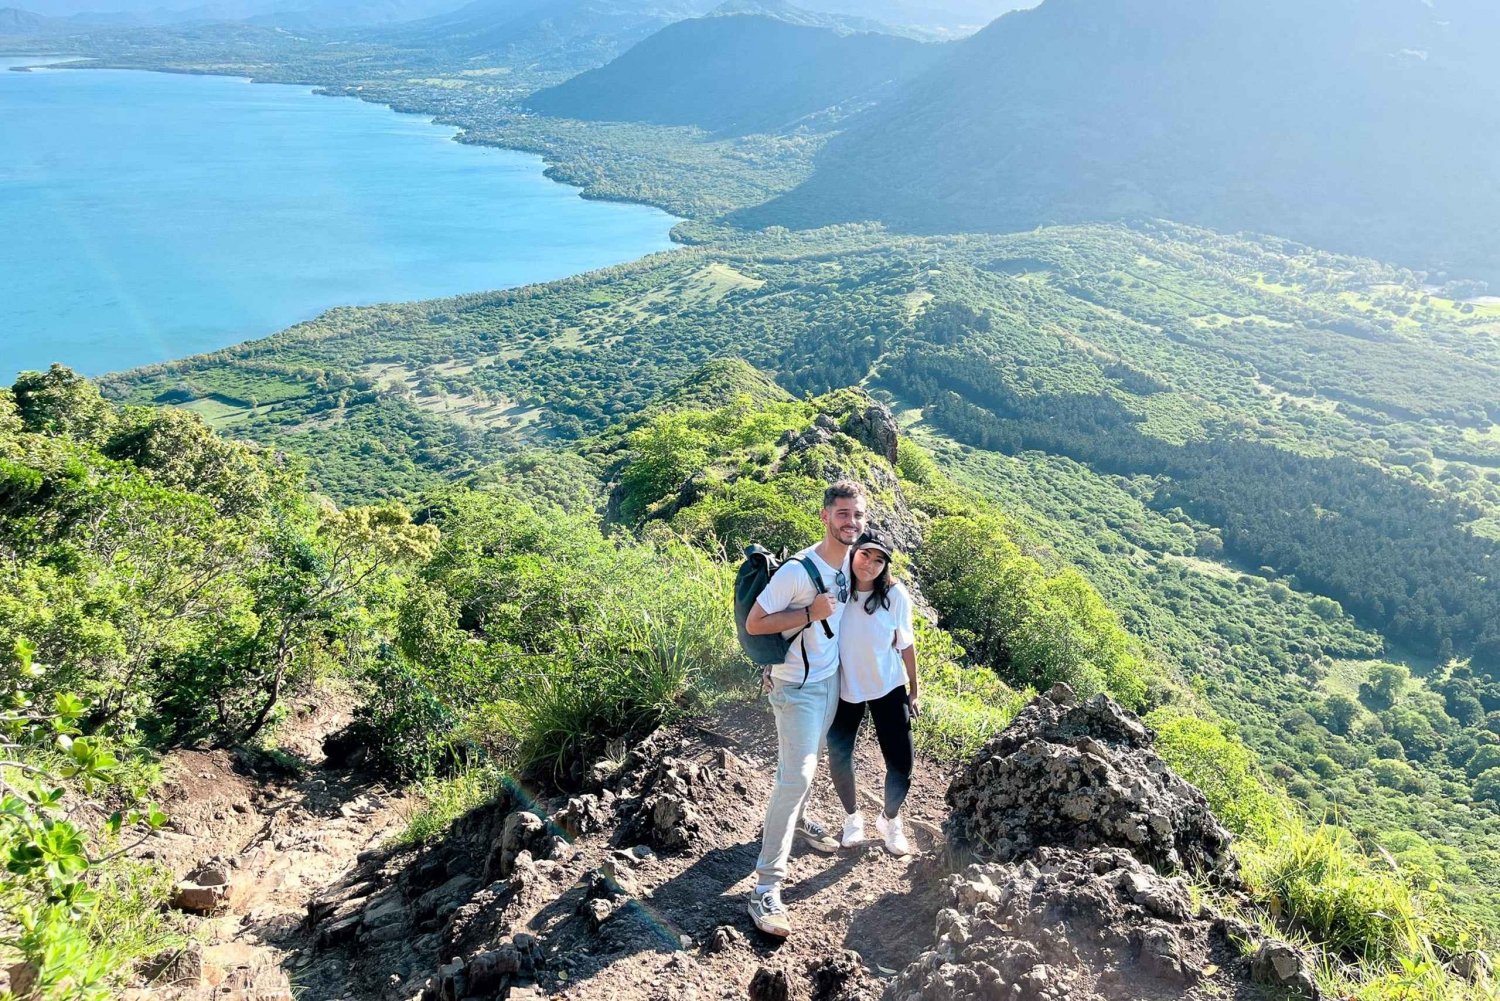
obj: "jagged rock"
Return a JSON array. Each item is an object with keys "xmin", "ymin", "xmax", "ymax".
[
  {"xmin": 621, "ymin": 754, "xmax": 713, "ymax": 852},
  {"xmin": 484, "ymin": 810, "xmax": 552, "ymax": 882},
  {"xmin": 808, "ymin": 950, "xmax": 881, "ymax": 1001},
  {"xmin": 945, "ymin": 692, "xmax": 1240, "ymax": 884},
  {"xmin": 441, "ymin": 858, "xmax": 536, "ymax": 961},
  {"xmin": 408, "ymin": 855, "xmax": 452, "ymax": 894},
  {"xmin": 840, "ymin": 402, "xmax": 899, "ymax": 464},
  {"xmin": 582, "ymin": 896, "xmax": 615, "ymax": 929},
  {"xmin": 788, "ymin": 422, "xmax": 836, "ymax": 455},
  {"xmin": 749, "ymin": 965, "xmax": 792, "ymax": 1001},
  {"xmin": 619, "ymin": 730, "xmax": 690, "ymax": 785},
  {"xmin": 1250, "ymin": 939, "xmax": 1320, "ymax": 999},
  {"xmin": 316, "ymin": 914, "xmax": 362, "ymax": 949},
  {"xmin": 704, "ymin": 924, "xmax": 746, "ymax": 955},
  {"xmin": 890, "ymin": 849, "xmax": 1231, "ymax": 1001},
  {"xmin": 462, "ymin": 934, "xmax": 543, "ymax": 995},
  {"xmin": 414, "ymin": 874, "xmax": 478, "ymax": 922},
  {"xmin": 554, "ymin": 791, "xmax": 613, "ymax": 838},
  {"xmin": 362, "ymin": 894, "xmax": 406, "ymax": 931}
]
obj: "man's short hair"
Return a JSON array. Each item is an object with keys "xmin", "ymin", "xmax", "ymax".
[{"xmin": 823, "ymin": 479, "xmax": 867, "ymax": 509}]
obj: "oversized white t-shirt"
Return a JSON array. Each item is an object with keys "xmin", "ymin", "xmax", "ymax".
[
  {"xmin": 755, "ymin": 545, "xmax": 849, "ymax": 686},
  {"xmin": 838, "ymin": 581, "xmax": 916, "ymax": 703}
]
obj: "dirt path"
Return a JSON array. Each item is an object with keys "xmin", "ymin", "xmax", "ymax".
[
  {"xmin": 128, "ymin": 689, "xmax": 963, "ymax": 1001},
  {"xmin": 125, "ymin": 700, "xmax": 418, "ymax": 1000}
]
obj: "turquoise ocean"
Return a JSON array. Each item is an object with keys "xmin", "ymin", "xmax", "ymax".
[{"xmin": 0, "ymin": 57, "xmax": 679, "ymax": 376}]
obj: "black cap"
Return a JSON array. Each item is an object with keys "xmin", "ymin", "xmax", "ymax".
[{"xmin": 853, "ymin": 530, "xmax": 895, "ymax": 558}]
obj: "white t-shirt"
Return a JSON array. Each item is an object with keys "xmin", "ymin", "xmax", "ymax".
[
  {"xmin": 755, "ymin": 545, "xmax": 849, "ymax": 686},
  {"xmin": 838, "ymin": 581, "xmax": 916, "ymax": 703}
]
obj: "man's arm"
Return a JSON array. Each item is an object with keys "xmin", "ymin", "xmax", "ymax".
[{"xmin": 746, "ymin": 594, "xmax": 836, "ymax": 635}]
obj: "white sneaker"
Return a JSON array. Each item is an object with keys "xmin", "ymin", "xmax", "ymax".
[
  {"xmin": 875, "ymin": 812, "xmax": 912, "ymax": 856},
  {"xmin": 840, "ymin": 811, "xmax": 866, "ymax": 848}
]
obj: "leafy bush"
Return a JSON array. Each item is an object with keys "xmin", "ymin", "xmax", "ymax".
[
  {"xmin": 1146, "ymin": 705, "xmax": 1290, "ymax": 845},
  {"xmin": 922, "ymin": 514, "xmax": 1152, "ymax": 707},
  {"xmin": 0, "ymin": 639, "xmax": 175, "ymax": 998},
  {"xmin": 354, "ymin": 653, "xmax": 468, "ymax": 781}
]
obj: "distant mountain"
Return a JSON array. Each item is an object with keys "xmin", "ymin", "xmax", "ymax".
[
  {"xmin": 706, "ymin": 0, "xmax": 912, "ymax": 38},
  {"xmin": 799, "ymin": 0, "xmax": 1032, "ymax": 35},
  {"xmin": 742, "ymin": 0, "xmax": 1500, "ymax": 281},
  {"xmin": 0, "ymin": 5, "xmax": 73, "ymax": 31},
  {"xmin": 245, "ymin": 0, "xmax": 475, "ymax": 29},
  {"xmin": 378, "ymin": 0, "xmax": 718, "ymax": 68},
  {"xmin": 526, "ymin": 12, "xmax": 940, "ymax": 134}
]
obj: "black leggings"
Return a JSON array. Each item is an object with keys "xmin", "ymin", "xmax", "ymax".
[{"xmin": 827, "ymin": 685, "xmax": 914, "ymax": 820}]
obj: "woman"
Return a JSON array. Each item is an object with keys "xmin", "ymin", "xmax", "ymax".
[{"xmin": 828, "ymin": 529, "xmax": 919, "ymax": 856}]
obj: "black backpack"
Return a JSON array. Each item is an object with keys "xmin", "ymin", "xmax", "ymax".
[{"xmin": 734, "ymin": 545, "xmax": 834, "ymax": 687}]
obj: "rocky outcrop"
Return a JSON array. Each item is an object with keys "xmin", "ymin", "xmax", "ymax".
[
  {"xmin": 891, "ymin": 849, "xmax": 1276, "ymax": 1001},
  {"xmin": 840, "ymin": 401, "xmax": 900, "ymax": 465},
  {"xmin": 945, "ymin": 687, "xmax": 1240, "ymax": 885},
  {"xmin": 618, "ymin": 754, "xmax": 713, "ymax": 853},
  {"xmin": 899, "ymin": 686, "xmax": 1330, "ymax": 1001}
]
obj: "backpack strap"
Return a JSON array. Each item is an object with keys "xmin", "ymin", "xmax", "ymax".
[{"xmin": 795, "ymin": 555, "xmax": 836, "ymax": 688}]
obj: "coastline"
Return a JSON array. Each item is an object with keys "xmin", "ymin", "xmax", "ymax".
[
  {"xmin": 0, "ymin": 60, "xmax": 683, "ymax": 378},
  {"xmin": 23, "ymin": 52, "xmax": 706, "ymax": 236}
]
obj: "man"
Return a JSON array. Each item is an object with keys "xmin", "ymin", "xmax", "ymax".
[{"xmin": 742, "ymin": 479, "xmax": 868, "ymax": 937}]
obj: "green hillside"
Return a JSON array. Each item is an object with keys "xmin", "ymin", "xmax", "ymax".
[
  {"xmin": 525, "ymin": 13, "xmax": 941, "ymax": 135},
  {"xmin": 100, "ymin": 220, "xmax": 1500, "ymax": 929},
  {"xmin": 8, "ymin": 360, "xmax": 1491, "ymax": 997},
  {"xmin": 742, "ymin": 0, "xmax": 1500, "ymax": 283}
]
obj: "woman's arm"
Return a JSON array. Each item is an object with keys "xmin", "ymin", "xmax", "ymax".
[{"xmin": 901, "ymin": 641, "xmax": 919, "ymax": 717}]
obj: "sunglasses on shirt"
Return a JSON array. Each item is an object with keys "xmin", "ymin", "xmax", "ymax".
[{"xmin": 834, "ymin": 568, "xmax": 848, "ymax": 604}]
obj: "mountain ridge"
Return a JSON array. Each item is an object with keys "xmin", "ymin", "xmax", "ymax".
[
  {"xmin": 525, "ymin": 11, "xmax": 942, "ymax": 135},
  {"xmin": 739, "ymin": 0, "xmax": 1500, "ymax": 281}
]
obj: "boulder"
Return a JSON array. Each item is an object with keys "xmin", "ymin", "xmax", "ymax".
[
  {"xmin": 1249, "ymin": 939, "xmax": 1320, "ymax": 999},
  {"xmin": 890, "ymin": 848, "xmax": 1226, "ymax": 1001},
  {"xmin": 945, "ymin": 691, "xmax": 1240, "ymax": 884},
  {"xmin": 170, "ymin": 863, "xmax": 232, "ymax": 914}
]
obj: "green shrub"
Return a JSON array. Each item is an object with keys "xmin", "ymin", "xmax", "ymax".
[
  {"xmin": 0, "ymin": 639, "xmax": 176, "ymax": 997},
  {"xmin": 922, "ymin": 514, "xmax": 1152, "ymax": 706},
  {"xmin": 354, "ymin": 653, "xmax": 468, "ymax": 781},
  {"xmin": 1146, "ymin": 705, "xmax": 1290, "ymax": 844}
]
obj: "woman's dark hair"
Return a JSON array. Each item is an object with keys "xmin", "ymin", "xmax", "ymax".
[{"xmin": 853, "ymin": 538, "xmax": 895, "ymax": 614}]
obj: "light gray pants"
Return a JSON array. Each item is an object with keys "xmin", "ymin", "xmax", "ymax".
[{"xmin": 753, "ymin": 674, "xmax": 840, "ymax": 888}]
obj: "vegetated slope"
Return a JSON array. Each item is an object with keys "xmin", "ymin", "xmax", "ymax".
[
  {"xmin": 8, "ymin": 358, "xmax": 1491, "ymax": 997},
  {"xmin": 103, "ymin": 223, "xmax": 1500, "ymax": 929},
  {"xmin": 377, "ymin": 0, "xmax": 718, "ymax": 69},
  {"xmin": 741, "ymin": 0, "xmax": 1500, "ymax": 282},
  {"xmin": 526, "ymin": 12, "xmax": 942, "ymax": 135}
]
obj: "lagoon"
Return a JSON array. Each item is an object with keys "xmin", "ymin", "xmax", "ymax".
[{"xmin": 0, "ymin": 57, "xmax": 679, "ymax": 377}]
